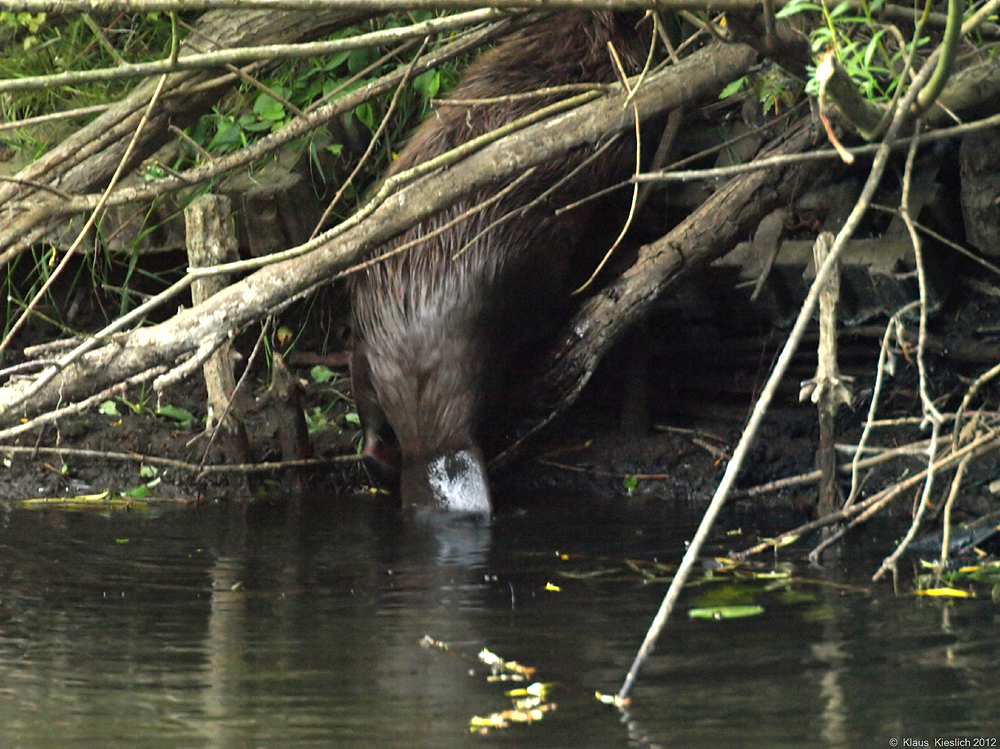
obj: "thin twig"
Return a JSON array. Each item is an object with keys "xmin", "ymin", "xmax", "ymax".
[
  {"xmin": 845, "ymin": 303, "xmax": 918, "ymax": 508},
  {"xmin": 0, "ymin": 104, "xmax": 108, "ymax": 133},
  {"xmin": 939, "ymin": 452, "xmax": 972, "ymax": 574},
  {"xmin": 618, "ymin": 24, "xmax": 945, "ymax": 700},
  {"xmin": 871, "ymin": 421, "xmax": 940, "ymax": 580},
  {"xmin": 867, "ymin": 121, "xmax": 942, "ymax": 580},
  {"xmin": 571, "ymin": 40, "xmax": 642, "ymax": 295},
  {"xmin": 197, "ymin": 319, "xmax": 269, "ymax": 468}
]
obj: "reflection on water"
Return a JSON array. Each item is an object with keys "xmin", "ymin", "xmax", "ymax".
[{"xmin": 0, "ymin": 496, "xmax": 997, "ymax": 747}]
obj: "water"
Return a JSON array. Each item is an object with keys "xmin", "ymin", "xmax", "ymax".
[{"xmin": 0, "ymin": 495, "xmax": 998, "ymax": 748}]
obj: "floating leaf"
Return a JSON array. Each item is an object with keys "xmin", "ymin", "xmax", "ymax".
[
  {"xmin": 750, "ymin": 570, "xmax": 791, "ymax": 579},
  {"xmin": 914, "ymin": 587, "xmax": 974, "ymax": 598},
  {"xmin": 689, "ymin": 604, "xmax": 765, "ymax": 619}
]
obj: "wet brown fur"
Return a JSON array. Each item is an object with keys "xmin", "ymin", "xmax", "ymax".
[{"xmin": 351, "ymin": 11, "xmax": 652, "ymax": 501}]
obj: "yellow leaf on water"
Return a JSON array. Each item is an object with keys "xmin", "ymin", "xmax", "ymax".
[{"xmin": 914, "ymin": 587, "xmax": 974, "ymax": 598}]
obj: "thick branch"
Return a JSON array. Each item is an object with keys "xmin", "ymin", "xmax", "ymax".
[
  {"xmin": 0, "ymin": 41, "xmax": 758, "ymax": 420},
  {"xmin": 0, "ymin": 19, "xmax": 509, "ymax": 259},
  {"xmin": 540, "ymin": 120, "xmax": 823, "ymax": 406}
]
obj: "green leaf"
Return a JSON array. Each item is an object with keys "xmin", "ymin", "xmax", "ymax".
[
  {"xmin": 253, "ymin": 93, "xmax": 286, "ymax": 122},
  {"xmin": 208, "ymin": 117, "xmax": 244, "ymax": 153},
  {"xmin": 125, "ymin": 483, "xmax": 153, "ymax": 498},
  {"xmin": 776, "ymin": 0, "xmax": 822, "ymax": 16},
  {"xmin": 324, "ymin": 51, "xmax": 350, "ymax": 72},
  {"xmin": 412, "ymin": 69, "xmax": 441, "ymax": 100},
  {"xmin": 310, "ymin": 365, "xmax": 339, "ymax": 384},
  {"xmin": 347, "ymin": 47, "xmax": 376, "ymax": 74},
  {"xmin": 623, "ymin": 475, "xmax": 639, "ymax": 494},
  {"xmin": 689, "ymin": 605, "xmax": 765, "ymax": 619},
  {"xmin": 343, "ymin": 412, "xmax": 361, "ymax": 426},
  {"xmin": 830, "ymin": 2, "xmax": 851, "ymax": 19},
  {"xmin": 99, "ymin": 400, "xmax": 120, "ymax": 416},
  {"xmin": 718, "ymin": 76, "xmax": 748, "ymax": 100},
  {"xmin": 354, "ymin": 102, "xmax": 375, "ymax": 131},
  {"xmin": 155, "ymin": 405, "xmax": 196, "ymax": 427}
]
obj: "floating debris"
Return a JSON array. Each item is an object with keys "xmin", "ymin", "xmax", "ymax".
[
  {"xmin": 17, "ymin": 490, "xmax": 149, "ymax": 513},
  {"xmin": 469, "ymin": 649, "xmax": 552, "ymax": 734},
  {"xmin": 913, "ymin": 587, "xmax": 974, "ymax": 598},
  {"xmin": 478, "ymin": 648, "xmax": 535, "ymax": 680},
  {"xmin": 419, "ymin": 635, "xmax": 449, "ymax": 650}
]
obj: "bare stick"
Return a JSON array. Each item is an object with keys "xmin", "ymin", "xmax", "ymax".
[
  {"xmin": 798, "ymin": 233, "xmax": 852, "ymax": 517},
  {"xmin": 871, "ymin": 124, "xmax": 945, "ymax": 582},
  {"xmin": 617, "ymin": 27, "xmax": 943, "ymax": 700},
  {"xmin": 939, "ymin": 452, "xmax": 972, "ymax": 574},
  {"xmin": 845, "ymin": 303, "xmax": 918, "ymax": 508}
]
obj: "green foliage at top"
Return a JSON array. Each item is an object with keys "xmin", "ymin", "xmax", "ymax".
[
  {"xmin": 179, "ymin": 11, "xmax": 462, "ymax": 202},
  {"xmin": 778, "ymin": 0, "xmax": 934, "ymax": 102},
  {"xmin": 0, "ymin": 11, "xmax": 176, "ymax": 129}
]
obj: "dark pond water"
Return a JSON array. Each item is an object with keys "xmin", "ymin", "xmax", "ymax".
[{"xmin": 0, "ymin": 494, "xmax": 998, "ymax": 748}]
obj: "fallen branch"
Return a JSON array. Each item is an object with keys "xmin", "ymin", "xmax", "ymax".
[{"xmin": 0, "ymin": 41, "xmax": 759, "ymax": 423}]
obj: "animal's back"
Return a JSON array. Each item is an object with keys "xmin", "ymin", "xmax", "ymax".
[{"xmin": 351, "ymin": 11, "xmax": 652, "ymax": 511}]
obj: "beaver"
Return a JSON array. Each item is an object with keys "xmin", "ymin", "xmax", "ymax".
[{"xmin": 351, "ymin": 11, "xmax": 653, "ymax": 513}]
